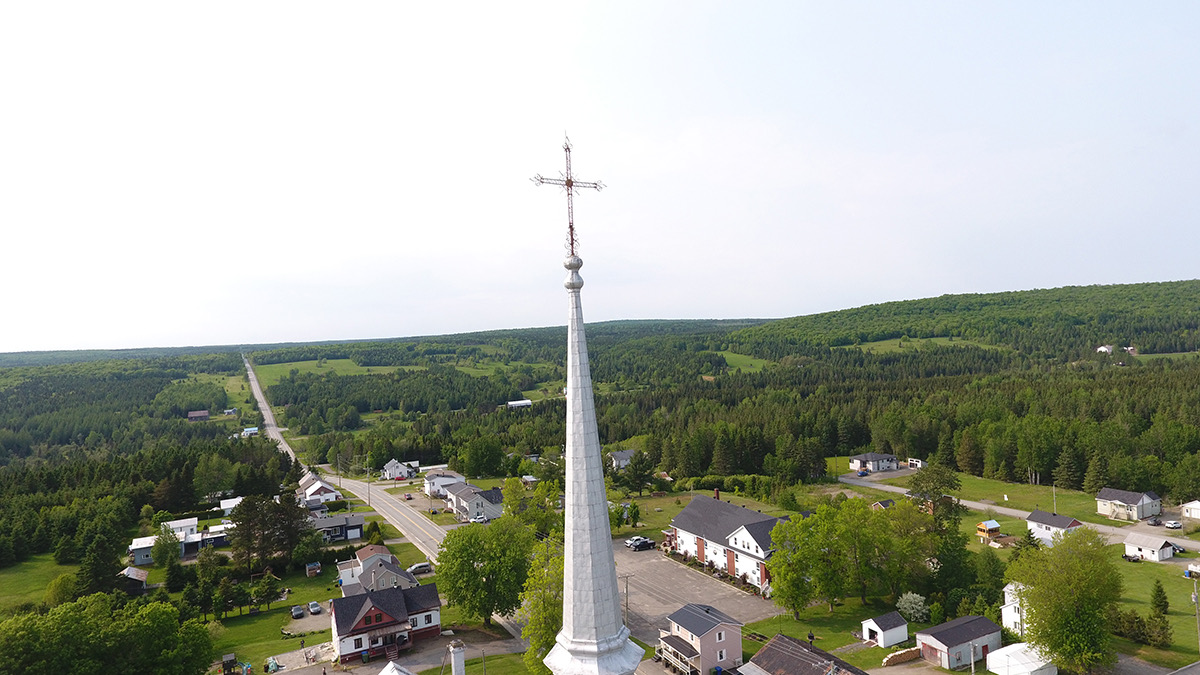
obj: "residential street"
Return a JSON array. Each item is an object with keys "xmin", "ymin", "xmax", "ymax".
[{"xmin": 243, "ymin": 354, "xmax": 299, "ymax": 461}]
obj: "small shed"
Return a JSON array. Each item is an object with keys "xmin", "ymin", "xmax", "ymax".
[
  {"xmin": 862, "ymin": 610, "xmax": 909, "ymax": 648},
  {"xmin": 187, "ymin": 410, "xmax": 210, "ymax": 422},
  {"xmin": 987, "ymin": 643, "xmax": 1056, "ymax": 675},
  {"xmin": 1124, "ymin": 532, "xmax": 1174, "ymax": 562},
  {"xmin": 977, "ymin": 519, "xmax": 1001, "ymax": 543}
]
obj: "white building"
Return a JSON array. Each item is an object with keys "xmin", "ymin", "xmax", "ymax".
[
  {"xmin": 1025, "ymin": 510, "xmax": 1083, "ymax": 547},
  {"xmin": 987, "ymin": 643, "xmax": 1057, "ymax": 675},
  {"xmin": 848, "ymin": 452, "xmax": 898, "ymax": 472},
  {"xmin": 668, "ymin": 494, "xmax": 793, "ymax": 592},
  {"xmin": 423, "ymin": 470, "xmax": 464, "ymax": 498},
  {"xmin": 220, "ymin": 496, "xmax": 244, "ymax": 516},
  {"xmin": 330, "ymin": 585, "xmax": 441, "ymax": 663},
  {"xmin": 861, "ymin": 611, "xmax": 908, "ymax": 648},
  {"xmin": 1181, "ymin": 500, "xmax": 1200, "ymax": 521},
  {"xmin": 443, "ymin": 482, "xmax": 504, "ymax": 522},
  {"xmin": 916, "ymin": 616, "xmax": 1002, "ymax": 670},
  {"xmin": 1096, "ymin": 488, "xmax": 1161, "ymax": 521},
  {"xmin": 1124, "ymin": 532, "xmax": 1175, "ymax": 562},
  {"xmin": 1001, "ymin": 582, "xmax": 1026, "ymax": 635},
  {"xmin": 382, "ymin": 459, "xmax": 418, "ymax": 481}
]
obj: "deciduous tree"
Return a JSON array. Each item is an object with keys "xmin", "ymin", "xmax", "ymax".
[
  {"xmin": 518, "ymin": 533, "xmax": 564, "ymax": 675},
  {"xmin": 437, "ymin": 516, "xmax": 534, "ymax": 626}
]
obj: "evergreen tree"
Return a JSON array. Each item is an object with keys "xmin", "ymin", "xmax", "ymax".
[
  {"xmin": 75, "ymin": 533, "xmax": 120, "ymax": 596},
  {"xmin": 1083, "ymin": 452, "xmax": 1108, "ymax": 495},
  {"xmin": 1150, "ymin": 579, "xmax": 1169, "ymax": 616}
]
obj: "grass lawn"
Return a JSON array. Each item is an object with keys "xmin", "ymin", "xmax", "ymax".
[
  {"xmin": 424, "ymin": 510, "xmax": 461, "ymax": 526},
  {"xmin": 0, "ymin": 553, "xmax": 78, "ymax": 612},
  {"xmin": 363, "ymin": 516, "xmax": 403, "ymax": 540},
  {"xmin": 881, "ymin": 473, "xmax": 1122, "ymax": 527},
  {"xmin": 716, "ymin": 351, "xmax": 773, "ymax": 373},
  {"xmin": 835, "ymin": 336, "xmax": 1005, "ymax": 354},
  {"xmin": 417, "ymin": 652, "xmax": 528, "ymax": 675},
  {"xmin": 253, "ymin": 359, "xmax": 404, "ymax": 385},
  {"xmin": 211, "ymin": 605, "xmax": 332, "ymax": 669},
  {"xmin": 1108, "ymin": 543, "xmax": 1200, "ymax": 669},
  {"xmin": 610, "ymin": 493, "xmax": 694, "ymax": 541},
  {"xmin": 742, "ymin": 597, "xmax": 930, "ymax": 671}
]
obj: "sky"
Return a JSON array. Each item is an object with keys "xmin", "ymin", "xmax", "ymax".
[{"xmin": 2, "ymin": 3, "xmax": 1199, "ymax": 353}]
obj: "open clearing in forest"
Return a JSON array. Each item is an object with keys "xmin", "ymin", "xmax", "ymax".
[{"xmin": 836, "ymin": 336, "xmax": 1004, "ymax": 354}]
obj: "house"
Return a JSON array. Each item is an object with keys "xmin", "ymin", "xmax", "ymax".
[
  {"xmin": 908, "ymin": 457, "xmax": 927, "ymax": 470},
  {"xmin": 187, "ymin": 410, "xmax": 209, "ymax": 422},
  {"xmin": 861, "ymin": 610, "xmax": 908, "ymax": 648},
  {"xmin": 916, "ymin": 615, "xmax": 1002, "ymax": 670},
  {"xmin": 521, "ymin": 475, "xmax": 540, "ymax": 489},
  {"xmin": 667, "ymin": 494, "xmax": 794, "ymax": 592},
  {"xmin": 1181, "ymin": 500, "xmax": 1200, "ymax": 520},
  {"xmin": 738, "ymin": 633, "xmax": 870, "ymax": 675},
  {"xmin": 870, "ymin": 499, "xmax": 895, "ymax": 511},
  {"xmin": 1096, "ymin": 345, "xmax": 1114, "ymax": 354},
  {"xmin": 222, "ymin": 408, "xmax": 238, "ymax": 416},
  {"xmin": 977, "ymin": 519, "xmax": 1001, "ymax": 543},
  {"xmin": 241, "ymin": 427, "xmax": 259, "ymax": 438},
  {"xmin": 987, "ymin": 643, "xmax": 1057, "ymax": 675},
  {"xmin": 382, "ymin": 459, "xmax": 419, "ymax": 481},
  {"xmin": 1124, "ymin": 532, "xmax": 1175, "ymax": 562},
  {"xmin": 443, "ymin": 482, "xmax": 504, "ymax": 522},
  {"xmin": 220, "ymin": 496, "xmax": 244, "ymax": 516},
  {"xmin": 848, "ymin": 452, "xmax": 898, "ymax": 472},
  {"xmin": 312, "ymin": 513, "xmax": 365, "ymax": 543},
  {"xmin": 423, "ymin": 470, "xmax": 465, "ymax": 498},
  {"xmin": 299, "ymin": 473, "xmax": 343, "ymax": 504},
  {"xmin": 656, "ymin": 604, "xmax": 743, "ymax": 675},
  {"xmin": 1026, "ymin": 510, "xmax": 1083, "ymax": 547},
  {"xmin": 506, "ymin": 399, "xmax": 533, "ymax": 410},
  {"xmin": 337, "ymin": 544, "xmax": 419, "ymax": 596},
  {"xmin": 330, "ymin": 584, "xmax": 441, "ymax": 663},
  {"xmin": 305, "ymin": 498, "xmax": 329, "ymax": 516},
  {"xmin": 118, "ymin": 566, "xmax": 149, "ymax": 595},
  {"xmin": 1001, "ymin": 582, "xmax": 1026, "ymax": 635},
  {"xmin": 609, "ymin": 449, "xmax": 635, "ymax": 471},
  {"xmin": 1096, "ymin": 488, "xmax": 1161, "ymax": 521},
  {"xmin": 127, "ymin": 516, "xmax": 222, "ymax": 564}
]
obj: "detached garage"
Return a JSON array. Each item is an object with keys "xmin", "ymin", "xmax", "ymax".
[
  {"xmin": 1124, "ymin": 533, "xmax": 1174, "ymax": 562},
  {"xmin": 861, "ymin": 611, "xmax": 908, "ymax": 648},
  {"xmin": 916, "ymin": 615, "xmax": 1001, "ymax": 670},
  {"xmin": 987, "ymin": 643, "xmax": 1056, "ymax": 675}
]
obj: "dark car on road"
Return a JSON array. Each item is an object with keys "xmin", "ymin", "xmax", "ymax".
[{"xmin": 631, "ymin": 539, "xmax": 656, "ymax": 551}]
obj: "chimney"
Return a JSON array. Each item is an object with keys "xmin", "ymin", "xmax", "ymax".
[
  {"xmin": 714, "ymin": 488, "xmax": 720, "ymax": 500},
  {"xmin": 449, "ymin": 640, "xmax": 466, "ymax": 675}
]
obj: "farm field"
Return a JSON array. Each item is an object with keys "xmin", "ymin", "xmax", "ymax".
[
  {"xmin": 835, "ymin": 336, "xmax": 1004, "ymax": 354},
  {"xmin": 254, "ymin": 359, "xmax": 405, "ymax": 385},
  {"xmin": 0, "ymin": 553, "xmax": 78, "ymax": 612},
  {"xmin": 715, "ymin": 350, "xmax": 773, "ymax": 373}
]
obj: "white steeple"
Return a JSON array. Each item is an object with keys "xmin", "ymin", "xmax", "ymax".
[{"xmin": 542, "ymin": 254, "xmax": 642, "ymax": 675}]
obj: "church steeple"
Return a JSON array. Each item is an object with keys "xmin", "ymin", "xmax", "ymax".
[{"xmin": 534, "ymin": 140, "xmax": 642, "ymax": 675}]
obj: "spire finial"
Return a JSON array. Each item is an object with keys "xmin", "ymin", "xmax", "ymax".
[{"xmin": 532, "ymin": 135, "xmax": 604, "ymax": 257}]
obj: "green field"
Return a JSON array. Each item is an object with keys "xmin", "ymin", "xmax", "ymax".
[
  {"xmin": 1137, "ymin": 351, "xmax": 1200, "ymax": 363},
  {"xmin": 716, "ymin": 351, "xmax": 773, "ymax": 373},
  {"xmin": 254, "ymin": 359, "xmax": 404, "ymax": 386},
  {"xmin": 1108, "ymin": 544, "xmax": 1200, "ymax": 669},
  {"xmin": 0, "ymin": 553, "xmax": 78, "ymax": 612},
  {"xmin": 881, "ymin": 473, "xmax": 1119, "ymax": 527},
  {"xmin": 835, "ymin": 336, "xmax": 1004, "ymax": 354}
]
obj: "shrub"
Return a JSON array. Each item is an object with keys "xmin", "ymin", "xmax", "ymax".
[
  {"xmin": 897, "ymin": 592, "xmax": 930, "ymax": 623},
  {"xmin": 929, "ymin": 602, "xmax": 945, "ymax": 626}
]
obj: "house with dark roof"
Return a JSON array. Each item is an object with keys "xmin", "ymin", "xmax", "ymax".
[
  {"xmin": 1025, "ymin": 510, "xmax": 1083, "ymax": 547},
  {"xmin": 382, "ymin": 459, "xmax": 418, "ymax": 481},
  {"xmin": 739, "ymin": 633, "xmax": 870, "ymax": 675},
  {"xmin": 861, "ymin": 610, "xmax": 908, "ymax": 648},
  {"xmin": 667, "ymin": 494, "xmax": 794, "ymax": 592},
  {"xmin": 915, "ymin": 615, "xmax": 1001, "ymax": 670},
  {"xmin": 848, "ymin": 452, "xmax": 898, "ymax": 472},
  {"xmin": 1124, "ymin": 532, "xmax": 1175, "ymax": 562},
  {"xmin": 870, "ymin": 499, "xmax": 895, "ymax": 511},
  {"xmin": 423, "ymin": 470, "xmax": 465, "ymax": 498},
  {"xmin": 656, "ymin": 603, "xmax": 743, "ymax": 675},
  {"xmin": 1096, "ymin": 488, "xmax": 1161, "ymax": 521},
  {"xmin": 336, "ymin": 544, "xmax": 420, "ymax": 596},
  {"xmin": 311, "ymin": 513, "xmax": 365, "ymax": 543},
  {"xmin": 187, "ymin": 410, "xmax": 209, "ymax": 422},
  {"xmin": 609, "ymin": 448, "xmax": 636, "ymax": 470},
  {"xmin": 443, "ymin": 482, "xmax": 504, "ymax": 522},
  {"xmin": 330, "ymin": 584, "xmax": 441, "ymax": 663}
]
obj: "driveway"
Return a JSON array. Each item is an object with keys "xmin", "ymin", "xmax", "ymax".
[{"xmin": 614, "ymin": 545, "xmax": 779, "ymax": 643}]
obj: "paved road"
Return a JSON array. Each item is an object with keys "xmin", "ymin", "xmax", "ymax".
[
  {"xmin": 243, "ymin": 354, "xmax": 298, "ymax": 461},
  {"xmin": 838, "ymin": 472, "xmax": 1197, "ymax": 554},
  {"xmin": 337, "ymin": 474, "xmax": 448, "ymax": 564}
]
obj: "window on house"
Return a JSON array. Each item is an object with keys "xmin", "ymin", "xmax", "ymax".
[
  {"xmin": 365, "ymin": 615, "xmax": 372, "ymax": 625},
  {"xmin": 426, "ymin": 614, "xmax": 433, "ymax": 625},
  {"xmin": 354, "ymin": 638, "xmax": 363, "ymax": 649},
  {"xmin": 716, "ymin": 631, "xmax": 725, "ymax": 642},
  {"xmin": 718, "ymin": 649, "xmax": 726, "ymax": 662},
  {"xmin": 375, "ymin": 613, "xmax": 382, "ymax": 623}
]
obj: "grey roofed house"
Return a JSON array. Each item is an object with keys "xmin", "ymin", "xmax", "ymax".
[
  {"xmin": 609, "ymin": 448, "xmax": 636, "ymax": 469},
  {"xmin": 918, "ymin": 615, "xmax": 1001, "ymax": 648},
  {"xmin": 331, "ymin": 584, "xmax": 441, "ymax": 636},
  {"xmin": 850, "ymin": 452, "xmax": 896, "ymax": 462},
  {"xmin": 871, "ymin": 610, "xmax": 907, "ymax": 631},
  {"xmin": 871, "ymin": 499, "xmax": 896, "ymax": 510},
  {"xmin": 742, "ymin": 516, "xmax": 792, "ymax": 552},
  {"xmin": 1026, "ymin": 510, "xmax": 1082, "ymax": 529},
  {"xmin": 659, "ymin": 634, "xmax": 698, "ymax": 659},
  {"xmin": 667, "ymin": 603, "xmax": 743, "ymax": 637},
  {"xmin": 739, "ymin": 633, "xmax": 870, "ymax": 675},
  {"xmin": 1097, "ymin": 487, "xmax": 1160, "ymax": 504},
  {"xmin": 670, "ymin": 495, "xmax": 786, "ymax": 551}
]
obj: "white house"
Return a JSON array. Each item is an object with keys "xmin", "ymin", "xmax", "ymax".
[
  {"xmin": 382, "ymin": 459, "xmax": 418, "ymax": 481},
  {"xmin": 1001, "ymin": 582, "xmax": 1026, "ymax": 635},
  {"xmin": 127, "ymin": 517, "xmax": 210, "ymax": 565},
  {"xmin": 298, "ymin": 472, "xmax": 343, "ymax": 503},
  {"xmin": 423, "ymin": 470, "xmax": 465, "ymax": 498},
  {"xmin": 1096, "ymin": 487, "xmax": 1161, "ymax": 521},
  {"xmin": 916, "ymin": 616, "xmax": 1002, "ymax": 670},
  {"xmin": 861, "ymin": 611, "xmax": 908, "ymax": 648},
  {"xmin": 330, "ymin": 585, "xmax": 441, "ymax": 663},
  {"xmin": 220, "ymin": 496, "xmax": 244, "ymax": 516},
  {"xmin": 443, "ymin": 482, "xmax": 504, "ymax": 522},
  {"xmin": 1096, "ymin": 345, "xmax": 1114, "ymax": 354},
  {"xmin": 848, "ymin": 452, "xmax": 898, "ymax": 472},
  {"xmin": 609, "ymin": 449, "xmax": 636, "ymax": 471},
  {"xmin": 1124, "ymin": 532, "xmax": 1175, "ymax": 562},
  {"xmin": 987, "ymin": 643, "xmax": 1057, "ymax": 675},
  {"xmin": 908, "ymin": 458, "xmax": 926, "ymax": 470},
  {"xmin": 667, "ymin": 494, "xmax": 795, "ymax": 593},
  {"xmin": 1026, "ymin": 510, "xmax": 1083, "ymax": 547},
  {"xmin": 241, "ymin": 427, "xmax": 259, "ymax": 438},
  {"xmin": 1181, "ymin": 500, "xmax": 1200, "ymax": 521}
]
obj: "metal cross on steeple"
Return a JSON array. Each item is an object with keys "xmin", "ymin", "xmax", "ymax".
[{"xmin": 532, "ymin": 136, "xmax": 604, "ymax": 257}]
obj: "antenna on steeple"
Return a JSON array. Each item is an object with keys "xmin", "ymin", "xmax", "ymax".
[{"xmin": 532, "ymin": 135, "xmax": 605, "ymax": 257}]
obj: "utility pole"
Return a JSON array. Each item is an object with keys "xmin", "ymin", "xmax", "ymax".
[
  {"xmin": 969, "ymin": 641, "xmax": 976, "ymax": 675},
  {"xmin": 1193, "ymin": 575, "xmax": 1199, "ymax": 656},
  {"xmin": 618, "ymin": 574, "xmax": 633, "ymax": 626}
]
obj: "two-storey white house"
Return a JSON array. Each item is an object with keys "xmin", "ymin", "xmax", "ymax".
[
  {"xmin": 667, "ymin": 494, "xmax": 795, "ymax": 593},
  {"xmin": 1096, "ymin": 488, "xmax": 1161, "ymax": 521},
  {"xmin": 443, "ymin": 482, "xmax": 504, "ymax": 522},
  {"xmin": 382, "ymin": 459, "xmax": 419, "ymax": 481},
  {"xmin": 423, "ymin": 470, "xmax": 465, "ymax": 498},
  {"xmin": 1001, "ymin": 582, "xmax": 1026, "ymax": 635}
]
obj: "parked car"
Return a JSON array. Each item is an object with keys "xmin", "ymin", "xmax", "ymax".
[
  {"xmin": 624, "ymin": 536, "xmax": 651, "ymax": 548},
  {"xmin": 856, "ymin": 470, "xmax": 869, "ymax": 477},
  {"xmin": 469, "ymin": 515, "xmax": 489, "ymax": 524},
  {"xmin": 291, "ymin": 605, "xmax": 305, "ymax": 619},
  {"xmin": 1148, "ymin": 517, "xmax": 1162, "ymax": 526},
  {"xmin": 407, "ymin": 562, "xmax": 433, "ymax": 575},
  {"xmin": 308, "ymin": 601, "xmax": 322, "ymax": 615},
  {"xmin": 403, "ymin": 493, "xmax": 413, "ymax": 500},
  {"xmin": 1165, "ymin": 520, "xmax": 1182, "ymax": 529},
  {"xmin": 1170, "ymin": 543, "xmax": 1186, "ymax": 554},
  {"xmin": 1122, "ymin": 554, "xmax": 1141, "ymax": 562},
  {"xmin": 631, "ymin": 539, "xmax": 656, "ymax": 551}
]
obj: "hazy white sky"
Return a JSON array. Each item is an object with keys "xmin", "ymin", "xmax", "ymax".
[{"xmin": 2, "ymin": 3, "xmax": 1198, "ymax": 353}]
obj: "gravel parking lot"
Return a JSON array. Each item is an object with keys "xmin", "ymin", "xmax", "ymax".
[{"xmin": 613, "ymin": 544, "xmax": 779, "ymax": 643}]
